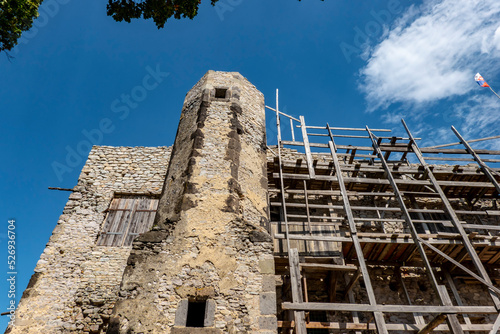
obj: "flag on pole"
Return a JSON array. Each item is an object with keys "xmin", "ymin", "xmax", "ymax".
[{"xmin": 475, "ymin": 73, "xmax": 490, "ymax": 87}]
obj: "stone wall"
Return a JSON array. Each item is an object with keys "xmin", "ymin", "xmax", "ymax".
[{"xmin": 7, "ymin": 146, "xmax": 171, "ymax": 334}]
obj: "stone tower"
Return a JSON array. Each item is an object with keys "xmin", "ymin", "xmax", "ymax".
[
  {"xmin": 107, "ymin": 71, "xmax": 276, "ymax": 334},
  {"xmin": 6, "ymin": 71, "xmax": 276, "ymax": 334}
]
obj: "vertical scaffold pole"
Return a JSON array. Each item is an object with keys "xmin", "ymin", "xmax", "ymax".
[
  {"xmin": 274, "ymin": 89, "xmax": 306, "ymax": 334},
  {"xmin": 327, "ymin": 124, "xmax": 388, "ymax": 334}
]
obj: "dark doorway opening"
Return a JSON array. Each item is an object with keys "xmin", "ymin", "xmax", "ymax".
[{"xmin": 186, "ymin": 300, "xmax": 206, "ymax": 327}]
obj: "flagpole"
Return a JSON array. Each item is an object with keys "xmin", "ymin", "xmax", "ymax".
[{"xmin": 489, "ymin": 86, "xmax": 500, "ymax": 100}]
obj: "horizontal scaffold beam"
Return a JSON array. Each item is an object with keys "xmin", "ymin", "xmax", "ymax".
[
  {"xmin": 270, "ymin": 201, "xmax": 500, "ymax": 216},
  {"xmin": 272, "ymin": 173, "xmax": 498, "ymax": 189},
  {"xmin": 271, "ymin": 160, "xmax": 500, "ymax": 178},
  {"xmin": 280, "ymin": 140, "xmax": 500, "ymax": 156},
  {"xmin": 277, "ymin": 321, "xmax": 495, "ymax": 332},
  {"xmin": 281, "ymin": 302, "xmax": 497, "ymax": 314},
  {"xmin": 272, "ymin": 233, "xmax": 500, "ymax": 247}
]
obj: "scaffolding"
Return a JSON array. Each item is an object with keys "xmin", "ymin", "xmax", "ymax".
[{"xmin": 266, "ymin": 91, "xmax": 500, "ymax": 333}]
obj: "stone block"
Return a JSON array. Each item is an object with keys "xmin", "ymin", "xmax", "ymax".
[
  {"xmin": 258, "ymin": 316, "xmax": 277, "ymax": 331},
  {"xmin": 258, "ymin": 258, "xmax": 275, "ymax": 275},
  {"xmin": 259, "ymin": 293, "xmax": 276, "ymax": 315},
  {"xmin": 204, "ymin": 299, "xmax": 216, "ymax": 327},
  {"xmin": 174, "ymin": 300, "xmax": 189, "ymax": 326},
  {"xmin": 250, "ymin": 230, "xmax": 272, "ymax": 243},
  {"xmin": 197, "ymin": 286, "xmax": 216, "ymax": 298},
  {"xmin": 171, "ymin": 328, "xmax": 222, "ymax": 334},
  {"xmin": 135, "ymin": 230, "xmax": 167, "ymax": 243},
  {"xmin": 261, "ymin": 275, "xmax": 276, "ymax": 292}
]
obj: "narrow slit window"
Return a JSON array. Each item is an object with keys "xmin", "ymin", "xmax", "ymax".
[
  {"xmin": 186, "ymin": 300, "xmax": 206, "ymax": 327},
  {"xmin": 215, "ymin": 88, "xmax": 227, "ymax": 99}
]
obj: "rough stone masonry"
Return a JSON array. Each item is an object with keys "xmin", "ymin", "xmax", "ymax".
[
  {"xmin": 6, "ymin": 71, "xmax": 276, "ymax": 334},
  {"xmin": 107, "ymin": 71, "xmax": 275, "ymax": 333},
  {"xmin": 7, "ymin": 146, "xmax": 172, "ymax": 334}
]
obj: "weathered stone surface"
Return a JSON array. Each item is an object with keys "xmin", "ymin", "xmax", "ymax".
[
  {"xmin": 261, "ymin": 275, "xmax": 276, "ymax": 293},
  {"xmin": 134, "ymin": 230, "xmax": 168, "ymax": 243},
  {"xmin": 250, "ymin": 229, "xmax": 273, "ymax": 243},
  {"xmin": 258, "ymin": 316, "xmax": 277, "ymax": 331},
  {"xmin": 7, "ymin": 146, "xmax": 171, "ymax": 334},
  {"xmin": 174, "ymin": 300, "xmax": 188, "ymax": 326},
  {"xmin": 259, "ymin": 293, "xmax": 277, "ymax": 315},
  {"xmin": 171, "ymin": 328, "xmax": 222, "ymax": 334},
  {"xmin": 258, "ymin": 258, "xmax": 275, "ymax": 275},
  {"xmin": 107, "ymin": 71, "xmax": 275, "ymax": 333}
]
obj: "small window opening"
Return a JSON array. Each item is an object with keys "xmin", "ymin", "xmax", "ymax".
[
  {"xmin": 186, "ymin": 300, "xmax": 206, "ymax": 327},
  {"xmin": 215, "ymin": 88, "xmax": 227, "ymax": 99}
]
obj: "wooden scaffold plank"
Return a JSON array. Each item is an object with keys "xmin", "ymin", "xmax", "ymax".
[
  {"xmin": 299, "ymin": 116, "xmax": 316, "ymax": 179},
  {"xmin": 289, "ymin": 248, "xmax": 307, "ymax": 334},
  {"xmin": 274, "ymin": 91, "xmax": 307, "ymax": 334},
  {"xmin": 282, "ymin": 302, "xmax": 497, "ymax": 314}
]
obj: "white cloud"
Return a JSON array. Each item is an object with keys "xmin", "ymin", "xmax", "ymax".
[
  {"xmin": 493, "ymin": 27, "xmax": 500, "ymax": 52},
  {"xmin": 360, "ymin": 0, "xmax": 500, "ymax": 111}
]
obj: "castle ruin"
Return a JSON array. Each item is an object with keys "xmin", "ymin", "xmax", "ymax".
[{"xmin": 6, "ymin": 71, "xmax": 500, "ymax": 334}]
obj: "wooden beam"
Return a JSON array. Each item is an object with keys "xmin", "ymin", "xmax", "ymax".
[
  {"xmin": 444, "ymin": 271, "xmax": 471, "ymax": 326},
  {"xmin": 278, "ymin": 321, "xmax": 495, "ymax": 331},
  {"xmin": 273, "ymin": 172, "xmax": 498, "ymax": 189},
  {"xmin": 416, "ymin": 314, "xmax": 448, "ymax": 334},
  {"xmin": 419, "ymin": 238, "xmax": 500, "ymax": 296},
  {"xmin": 438, "ymin": 284, "xmax": 464, "ymax": 334},
  {"xmin": 326, "ymin": 132, "xmax": 388, "ymax": 334},
  {"xmin": 281, "ymin": 140, "xmax": 500, "ymax": 155},
  {"xmin": 427, "ymin": 134, "xmax": 500, "ymax": 149},
  {"xmin": 343, "ymin": 270, "xmax": 361, "ymax": 299},
  {"xmin": 489, "ymin": 313, "xmax": 500, "ymax": 334},
  {"xmin": 344, "ymin": 273, "xmax": 363, "ymax": 334},
  {"xmin": 289, "ymin": 248, "xmax": 307, "ymax": 334},
  {"xmin": 299, "ymin": 263, "xmax": 358, "ymax": 272},
  {"xmin": 48, "ymin": 187, "xmax": 73, "ymax": 191},
  {"xmin": 273, "ymin": 232, "xmax": 500, "ymax": 247},
  {"xmin": 402, "ymin": 119, "xmax": 500, "ymax": 311},
  {"xmin": 274, "ymin": 96, "xmax": 306, "ymax": 334},
  {"xmin": 303, "ymin": 180, "xmax": 312, "ymax": 234},
  {"xmin": 397, "ymin": 267, "xmax": 425, "ymax": 325},
  {"xmin": 367, "ymin": 125, "xmax": 464, "ymax": 333},
  {"xmin": 451, "ymin": 126, "xmax": 500, "ymax": 195},
  {"xmin": 271, "ymin": 200, "xmax": 500, "ymax": 216},
  {"xmin": 282, "ymin": 302, "xmax": 497, "ymax": 314},
  {"xmin": 299, "ymin": 116, "xmax": 315, "ymax": 179}
]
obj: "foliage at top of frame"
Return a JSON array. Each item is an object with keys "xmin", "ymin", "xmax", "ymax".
[
  {"xmin": 106, "ymin": 0, "xmax": 220, "ymax": 29},
  {"xmin": 0, "ymin": 0, "xmax": 43, "ymax": 52}
]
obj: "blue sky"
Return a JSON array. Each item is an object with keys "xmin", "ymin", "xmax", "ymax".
[{"xmin": 1, "ymin": 0, "xmax": 500, "ymax": 330}]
